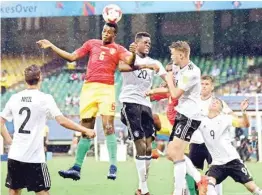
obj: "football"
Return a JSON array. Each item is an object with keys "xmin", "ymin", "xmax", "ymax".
[{"xmin": 102, "ymin": 4, "xmax": 122, "ymax": 24}]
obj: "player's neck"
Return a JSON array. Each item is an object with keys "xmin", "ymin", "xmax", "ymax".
[
  {"xmin": 179, "ymin": 59, "xmax": 190, "ymax": 69},
  {"xmin": 136, "ymin": 52, "xmax": 147, "ymax": 58},
  {"xmin": 103, "ymin": 41, "xmax": 114, "ymax": 45},
  {"xmin": 27, "ymin": 85, "xmax": 39, "ymax": 90},
  {"xmin": 208, "ymin": 111, "xmax": 219, "ymax": 119},
  {"xmin": 201, "ymin": 94, "xmax": 212, "ymax": 101}
]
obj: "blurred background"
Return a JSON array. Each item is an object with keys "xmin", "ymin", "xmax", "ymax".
[{"xmin": 1, "ymin": 2, "xmax": 262, "ymax": 194}]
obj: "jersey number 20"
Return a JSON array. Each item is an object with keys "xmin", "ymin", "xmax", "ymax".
[
  {"xmin": 138, "ymin": 70, "xmax": 147, "ymax": 79},
  {"xmin": 19, "ymin": 107, "xmax": 31, "ymax": 134}
]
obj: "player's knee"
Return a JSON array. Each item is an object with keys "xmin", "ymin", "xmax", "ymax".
[
  {"xmin": 135, "ymin": 139, "xmax": 147, "ymax": 156},
  {"xmin": 104, "ymin": 124, "xmax": 115, "ymax": 135},
  {"xmin": 9, "ymin": 189, "xmax": 21, "ymax": 195}
]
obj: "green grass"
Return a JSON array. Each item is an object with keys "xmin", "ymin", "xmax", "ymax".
[{"xmin": 1, "ymin": 157, "xmax": 262, "ymax": 195}]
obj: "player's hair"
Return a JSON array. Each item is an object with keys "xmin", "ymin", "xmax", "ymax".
[
  {"xmin": 105, "ymin": 23, "xmax": 118, "ymax": 34},
  {"xmin": 24, "ymin": 65, "xmax": 41, "ymax": 85},
  {"xmin": 201, "ymin": 75, "xmax": 215, "ymax": 83},
  {"xmin": 135, "ymin": 32, "xmax": 151, "ymax": 40},
  {"xmin": 169, "ymin": 41, "xmax": 190, "ymax": 57}
]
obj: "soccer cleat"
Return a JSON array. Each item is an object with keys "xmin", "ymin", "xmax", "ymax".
[
  {"xmin": 107, "ymin": 165, "xmax": 117, "ymax": 180},
  {"xmin": 197, "ymin": 176, "xmax": 208, "ymax": 195},
  {"xmin": 58, "ymin": 167, "xmax": 81, "ymax": 181},
  {"xmin": 151, "ymin": 149, "xmax": 160, "ymax": 159}
]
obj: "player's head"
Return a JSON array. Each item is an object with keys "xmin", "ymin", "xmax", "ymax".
[
  {"xmin": 24, "ymin": 65, "xmax": 42, "ymax": 87},
  {"xmin": 201, "ymin": 75, "xmax": 214, "ymax": 97},
  {"xmin": 102, "ymin": 23, "xmax": 118, "ymax": 44},
  {"xmin": 209, "ymin": 97, "xmax": 224, "ymax": 113},
  {"xmin": 135, "ymin": 32, "xmax": 151, "ymax": 56},
  {"xmin": 169, "ymin": 41, "xmax": 190, "ymax": 66}
]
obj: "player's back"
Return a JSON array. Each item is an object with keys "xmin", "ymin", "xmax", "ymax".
[
  {"xmin": 2, "ymin": 89, "xmax": 61, "ymax": 163},
  {"xmin": 174, "ymin": 62, "xmax": 201, "ymax": 119},
  {"xmin": 199, "ymin": 114, "xmax": 240, "ymax": 165}
]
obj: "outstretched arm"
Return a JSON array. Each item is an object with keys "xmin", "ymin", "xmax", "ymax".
[{"xmin": 37, "ymin": 39, "xmax": 78, "ymax": 62}]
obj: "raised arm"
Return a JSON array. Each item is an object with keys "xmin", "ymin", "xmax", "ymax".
[
  {"xmin": 232, "ymin": 99, "xmax": 250, "ymax": 128},
  {"xmin": 36, "ymin": 39, "xmax": 78, "ymax": 62}
]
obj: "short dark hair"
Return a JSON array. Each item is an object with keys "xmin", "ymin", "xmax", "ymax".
[
  {"xmin": 105, "ymin": 23, "xmax": 118, "ymax": 34},
  {"xmin": 201, "ymin": 75, "xmax": 215, "ymax": 83},
  {"xmin": 24, "ymin": 65, "xmax": 41, "ymax": 85},
  {"xmin": 135, "ymin": 32, "xmax": 151, "ymax": 40},
  {"xmin": 169, "ymin": 41, "xmax": 190, "ymax": 56}
]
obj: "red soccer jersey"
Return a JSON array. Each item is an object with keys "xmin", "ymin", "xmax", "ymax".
[{"xmin": 75, "ymin": 39, "xmax": 130, "ymax": 85}]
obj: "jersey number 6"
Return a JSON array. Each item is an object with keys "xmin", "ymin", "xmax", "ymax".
[{"xmin": 18, "ymin": 107, "xmax": 31, "ymax": 134}]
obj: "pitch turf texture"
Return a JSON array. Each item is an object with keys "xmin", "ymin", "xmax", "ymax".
[{"xmin": 1, "ymin": 157, "xmax": 262, "ymax": 195}]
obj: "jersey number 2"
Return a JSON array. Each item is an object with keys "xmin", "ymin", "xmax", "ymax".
[{"xmin": 19, "ymin": 107, "xmax": 31, "ymax": 134}]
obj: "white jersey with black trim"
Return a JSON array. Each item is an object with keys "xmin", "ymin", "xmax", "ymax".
[
  {"xmin": 0, "ymin": 89, "xmax": 62, "ymax": 163},
  {"xmin": 172, "ymin": 62, "xmax": 201, "ymax": 120},
  {"xmin": 190, "ymin": 96, "xmax": 233, "ymax": 144},
  {"xmin": 119, "ymin": 55, "xmax": 166, "ymax": 108},
  {"xmin": 198, "ymin": 114, "xmax": 240, "ymax": 165}
]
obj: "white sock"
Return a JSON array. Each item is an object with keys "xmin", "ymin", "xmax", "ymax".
[
  {"xmin": 184, "ymin": 155, "xmax": 201, "ymax": 183},
  {"xmin": 215, "ymin": 184, "xmax": 223, "ymax": 195},
  {"xmin": 253, "ymin": 187, "xmax": 262, "ymax": 195},
  {"xmin": 208, "ymin": 183, "xmax": 218, "ymax": 195},
  {"xmin": 135, "ymin": 156, "xmax": 148, "ymax": 194},
  {"xmin": 173, "ymin": 159, "xmax": 187, "ymax": 195},
  {"xmin": 145, "ymin": 156, "xmax": 151, "ymax": 176}
]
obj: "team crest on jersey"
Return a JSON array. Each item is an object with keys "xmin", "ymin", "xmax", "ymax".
[
  {"xmin": 134, "ymin": 131, "xmax": 139, "ymax": 137},
  {"xmin": 110, "ymin": 48, "xmax": 116, "ymax": 55}
]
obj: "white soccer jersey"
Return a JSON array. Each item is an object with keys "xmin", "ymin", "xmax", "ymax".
[
  {"xmin": 172, "ymin": 62, "xmax": 201, "ymax": 120},
  {"xmin": 198, "ymin": 114, "xmax": 240, "ymax": 165},
  {"xmin": 119, "ymin": 55, "xmax": 166, "ymax": 108},
  {"xmin": 0, "ymin": 89, "xmax": 62, "ymax": 163},
  {"xmin": 190, "ymin": 96, "xmax": 233, "ymax": 144}
]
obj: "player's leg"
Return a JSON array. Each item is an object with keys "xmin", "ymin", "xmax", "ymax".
[
  {"xmin": 35, "ymin": 191, "xmax": 50, "ymax": 195},
  {"xmin": 121, "ymin": 103, "xmax": 149, "ymax": 194},
  {"xmin": 25, "ymin": 163, "xmax": 51, "ymax": 195},
  {"xmin": 9, "ymin": 189, "xmax": 22, "ymax": 195},
  {"xmin": 6, "ymin": 159, "xmax": 26, "ymax": 195},
  {"xmin": 59, "ymin": 83, "xmax": 98, "ymax": 180},
  {"xmin": 228, "ymin": 159, "xmax": 262, "ymax": 195},
  {"xmin": 167, "ymin": 114, "xmax": 205, "ymax": 195},
  {"xmin": 188, "ymin": 143, "xmax": 206, "ymax": 195},
  {"xmin": 204, "ymin": 145, "xmax": 222, "ymax": 195},
  {"xmin": 206, "ymin": 164, "xmax": 228, "ymax": 195},
  {"xmin": 101, "ymin": 115, "xmax": 118, "ymax": 180},
  {"xmin": 207, "ymin": 177, "xmax": 217, "ymax": 195},
  {"xmin": 244, "ymin": 181, "xmax": 262, "ymax": 195}
]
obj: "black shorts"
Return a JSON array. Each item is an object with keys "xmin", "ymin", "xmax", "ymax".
[
  {"xmin": 207, "ymin": 159, "xmax": 253, "ymax": 185},
  {"xmin": 169, "ymin": 112, "xmax": 201, "ymax": 142},
  {"xmin": 5, "ymin": 159, "xmax": 51, "ymax": 192},
  {"xmin": 121, "ymin": 102, "xmax": 155, "ymax": 141},
  {"xmin": 189, "ymin": 143, "xmax": 212, "ymax": 170}
]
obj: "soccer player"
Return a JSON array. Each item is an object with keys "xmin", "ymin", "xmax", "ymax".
[
  {"xmin": 37, "ymin": 23, "xmax": 137, "ymax": 180},
  {"xmin": 148, "ymin": 41, "xmax": 207, "ymax": 195},
  {"xmin": 189, "ymin": 75, "xmax": 233, "ymax": 195},
  {"xmin": 198, "ymin": 98, "xmax": 262, "ymax": 195},
  {"xmin": 0, "ymin": 65, "xmax": 95, "ymax": 195},
  {"xmin": 119, "ymin": 32, "xmax": 167, "ymax": 195}
]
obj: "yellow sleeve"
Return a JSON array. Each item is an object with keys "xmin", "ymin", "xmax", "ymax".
[{"xmin": 232, "ymin": 117, "xmax": 240, "ymax": 128}]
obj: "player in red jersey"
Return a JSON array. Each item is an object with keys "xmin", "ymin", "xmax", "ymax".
[{"xmin": 37, "ymin": 23, "xmax": 137, "ymax": 181}]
